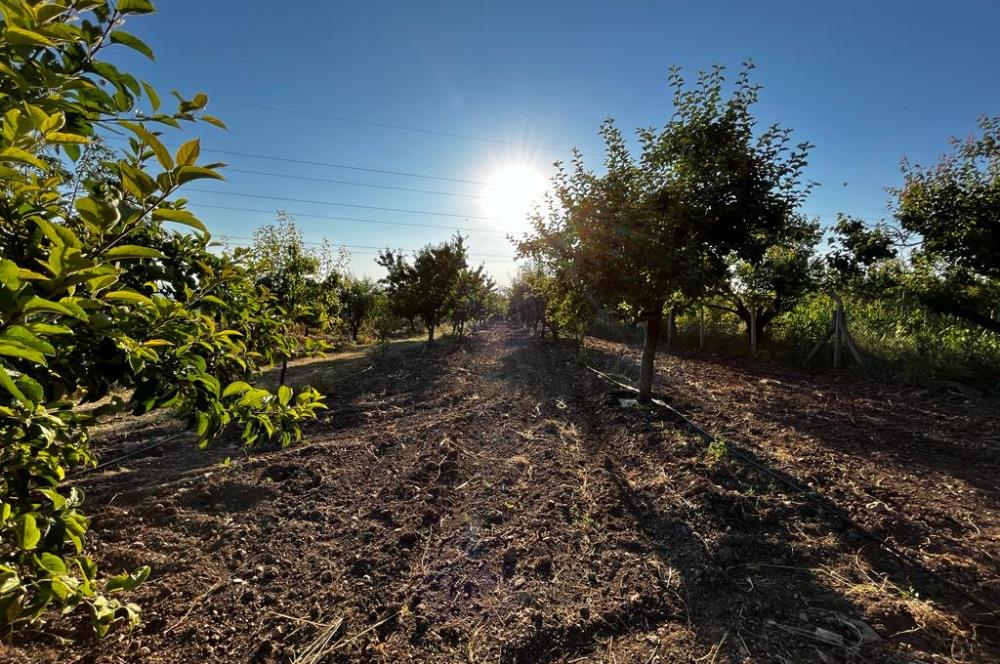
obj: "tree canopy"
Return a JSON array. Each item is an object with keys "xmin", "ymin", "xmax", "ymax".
[{"xmin": 520, "ymin": 63, "xmax": 813, "ymax": 400}]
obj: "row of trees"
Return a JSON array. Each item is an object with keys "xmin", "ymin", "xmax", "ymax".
[
  {"xmin": 243, "ymin": 219, "xmax": 503, "ymax": 356},
  {"xmin": 516, "ymin": 64, "xmax": 1000, "ymax": 398},
  {"xmin": 378, "ymin": 234, "xmax": 500, "ymax": 341}
]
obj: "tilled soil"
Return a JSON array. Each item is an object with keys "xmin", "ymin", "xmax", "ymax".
[{"xmin": 6, "ymin": 323, "xmax": 999, "ymax": 663}]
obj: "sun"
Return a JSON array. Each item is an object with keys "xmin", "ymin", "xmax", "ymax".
[{"xmin": 482, "ymin": 164, "xmax": 549, "ymax": 233}]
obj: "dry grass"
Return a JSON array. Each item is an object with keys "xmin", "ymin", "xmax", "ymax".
[{"xmin": 821, "ymin": 559, "xmax": 972, "ymax": 655}]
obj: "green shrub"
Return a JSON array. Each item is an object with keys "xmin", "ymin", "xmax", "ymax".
[{"xmin": 0, "ymin": 0, "xmax": 324, "ymax": 635}]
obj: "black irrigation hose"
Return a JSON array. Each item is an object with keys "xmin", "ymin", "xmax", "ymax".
[
  {"xmin": 72, "ymin": 431, "xmax": 189, "ymax": 478},
  {"xmin": 582, "ymin": 362, "xmax": 1000, "ymax": 619}
]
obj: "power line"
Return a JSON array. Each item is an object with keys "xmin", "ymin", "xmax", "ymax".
[
  {"xmin": 187, "ymin": 186, "xmax": 887, "ymax": 226},
  {"xmin": 214, "ymin": 238, "xmax": 517, "ymax": 266},
  {"xmin": 185, "ymin": 188, "xmax": 495, "ymax": 221},
  {"xmin": 213, "ymin": 98, "xmax": 572, "ymax": 154},
  {"xmin": 199, "ymin": 147, "xmax": 489, "ymax": 185},
  {"xmin": 188, "ymin": 203, "xmax": 509, "ymax": 235},
  {"xmin": 215, "ymin": 234, "xmax": 515, "ymax": 260},
  {"xmin": 103, "ymin": 135, "xmax": 488, "ymax": 185},
  {"xmin": 225, "ymin": 168, "xmax": 484, "ymax": 199}
]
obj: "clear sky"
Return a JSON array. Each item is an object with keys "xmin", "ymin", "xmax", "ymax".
[{"xmin": 108, "ymin": 0, "xmax": 1000, "ymax": 283}]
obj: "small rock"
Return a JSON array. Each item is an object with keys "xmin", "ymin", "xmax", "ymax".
[{"xmin": 121, "ymin": 440, "xmax": 145, "ymax": 455}]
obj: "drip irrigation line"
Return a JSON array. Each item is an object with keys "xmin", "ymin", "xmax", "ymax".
[
  {"xmin": 581, "ymin": 362, "xmax": 1000, "ymax": 617},
  {"xmin": 73, "ymin": 431, "xmax": 189, "ymax": 477}
]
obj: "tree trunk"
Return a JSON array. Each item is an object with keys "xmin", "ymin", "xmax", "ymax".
[
  {"xmin": 750, "ymin": 307, "xmax": 758, "ymax": 360},
  {"xmin": 737, "ymin": 303, "xmax": 775, "ymax": 348},
  {"xmin": 638, "ymin": 303, "xmax": 664, "ymax": 403},
  {"xmin": 428, "ymin": 322, "xmax": 436, "ymax": 342},
  {"xmin": 833, "ymin": 302, "xmax": 843, "ymax": 369},
  {"xmin": 698, "ymin": 305, "xmax": 705, "ymax": 351},
  {"xmin": 278, "ymin": 357, "xmax": 288, "ymax": 386}
]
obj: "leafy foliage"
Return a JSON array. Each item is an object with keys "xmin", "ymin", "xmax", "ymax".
[
  {"xmin": 378, "ymin": 234, "xmax": 469, "ymax": 342},
  {"xmin": 893, "ymin": 116, "xmax": 1000, "ymax": 333},
  {"xmin": 338, "ymin": 275, "xmax": 380, "ymax": 342},
  {"xmin": 0, "ymin": 0, "xmax": 323, "ymax": 634},
  {"xmin": 450, "ymin": 265, "xmax": 496, "ymax": 338},
  {"xmin": 519, "ymin": 63, "xmax": 812, "ymax": 399}
]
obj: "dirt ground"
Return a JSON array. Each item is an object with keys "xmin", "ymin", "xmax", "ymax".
[{"xmin": 5, "ymin": 322, "xmax": 999, "ymax": 663}]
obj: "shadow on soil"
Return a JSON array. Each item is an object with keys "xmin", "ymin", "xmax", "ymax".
[
  {"xmin": 583, "ymin": 337, "xmax": 1000, "ymax": 516},
  {"xmin": 499, "ymin": 325, "xmax": 997, "ymax": 662}
]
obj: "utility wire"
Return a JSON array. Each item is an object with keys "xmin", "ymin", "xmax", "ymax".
[
  {"xmin": 225, "ymin": 168, "xmax": 484, "ymax": 199},
  {"xmin": 104, "ymin": 135, "xmax": 487, "ymax": 185},
  {"xmin": 188, "ymin": 203, "xmax": 509, "ymax": 235},
  {"xmin": 213, "ymin": 98, "xmax": 573, "ymax": 154},
  {"xmin": 214, "ymin": 238, "xmax": 517, "ymax": 265},
  {"xmin": 185, "ymin": 188, "xmax": 495, "ymax": 221},
  {"xmin": 215, "ymin": 234, "xmax": 515, "ymax": 260}
]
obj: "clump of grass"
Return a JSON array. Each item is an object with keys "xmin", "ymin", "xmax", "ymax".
[
  {"xmin": 822, "ymin": 562, "xmax": 970, "ymax": 653},
  {"xmin": 706, "ymin": 437, "xmax": 728, "ymax": 464}
]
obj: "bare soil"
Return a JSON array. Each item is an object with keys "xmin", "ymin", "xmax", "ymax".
[{"xmin": 5, "ymin": 322, "xmax": 999, "ymax": 663}]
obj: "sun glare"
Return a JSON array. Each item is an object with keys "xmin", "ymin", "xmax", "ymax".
[{"xmin": 483, "ymin": 164, "xmax": 549, "ymax": 233}]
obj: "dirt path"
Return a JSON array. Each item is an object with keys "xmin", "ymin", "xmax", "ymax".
[{"xmin": 7, "ymin": 323, "xmax": 999, "ymax": 663}]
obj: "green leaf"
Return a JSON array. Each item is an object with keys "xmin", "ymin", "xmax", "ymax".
[
  {"xmin": 118, "ymin": 0, "xmax": 157, "ymax": 13},
  {"xmin": 104, "ymin": 290, "xmax": 154, "ymax": 305},
  {"xmin": 36, "ymin": 553, "xmax": 67, "ymax": 575},
  {"xmin": 151, "ymin": 208, "xmax": 208, "ymax": 233},
  {"xmin": 15, "ymin": 514, "xmax": 41, "ymax": 550},
  {"xmin": 119, "ymin": 162, "xmax": 157, "ymax": 198},
  {"xmin": 64, "ymin": 514, "xmax": 88, "ymax": 554},
  {"xmin": 175, "ymin": 139, "xmax": 199, "ymax": 166},
  {"xmin": 38, "ymin": 488, "xmax": 66, "ymax": 510},
  {"xmin": 222, "ymin": 380, "xmax": 252, "ymax": 398},
  {"xmin": 104, "ymin": 245, "xmax": 163, "ymax": 260},
  {"xmin": 0, "ymin": 147, "xmax": 47, "ymax": 170},
  {"xmin": 22, "ymin": 295, "xmax": 85, "ymax": 319},
  {"xmin": 27, "ymin": 323, "xmax": 73, "ymax": 336},
  {"xmin": 106, "ymin": 566, "xmax": 150, "ymax": 593},
  {"xmin": 4, "ymin": 26, "xmax": 55, "ymax": 47},
  {"xmin": 175, "ymin": 165, "xmax": 224, "ymax": 185},
  {"xmin": 45, "ymin": 132, "xmax": 90, "ymax": 145},
  {"xmin": 201, "ymin": 114, "xmax": 227, "ymax": 130},
  {"xmin": 15, "ymin": 374, "xmax": 44, "ymax": 403},
  {"xmin": 142, "ymin": 81, "xmax": 161, "ymax": 113},
  {"xmin": 109, "ymin": 31, "xmax": 155, "ymax": 61},
  {"xmin": 0, "ymin": 343, "xmax": 47, "ymax": 365},
  {"xmin": 0, "ymin": 259, "xmax": 21, "ymax": 289},
  {"xmin": 0, "ymin": 365, "xmax": 28, "ymax": 404},
  {"xmin": 120, "ymin": 121, "xmax": 173, "ymax": 170},
  {"xmin": 1, "ymin": 325, "xmax": 56, "ymax": 354}
]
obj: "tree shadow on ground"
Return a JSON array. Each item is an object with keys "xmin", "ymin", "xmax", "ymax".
[
  {"xmin": 498, "ymin": 325, "xmax": 997, "ymax": 662},
  {"xmin": 582, "ymin": 338, "xmax": 1000, "ymax": 513}
]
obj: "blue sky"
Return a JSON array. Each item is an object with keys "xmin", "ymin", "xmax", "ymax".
[{"xmin": 109, "ymin": 0, "xmax": 1000, "ymax": 282}]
